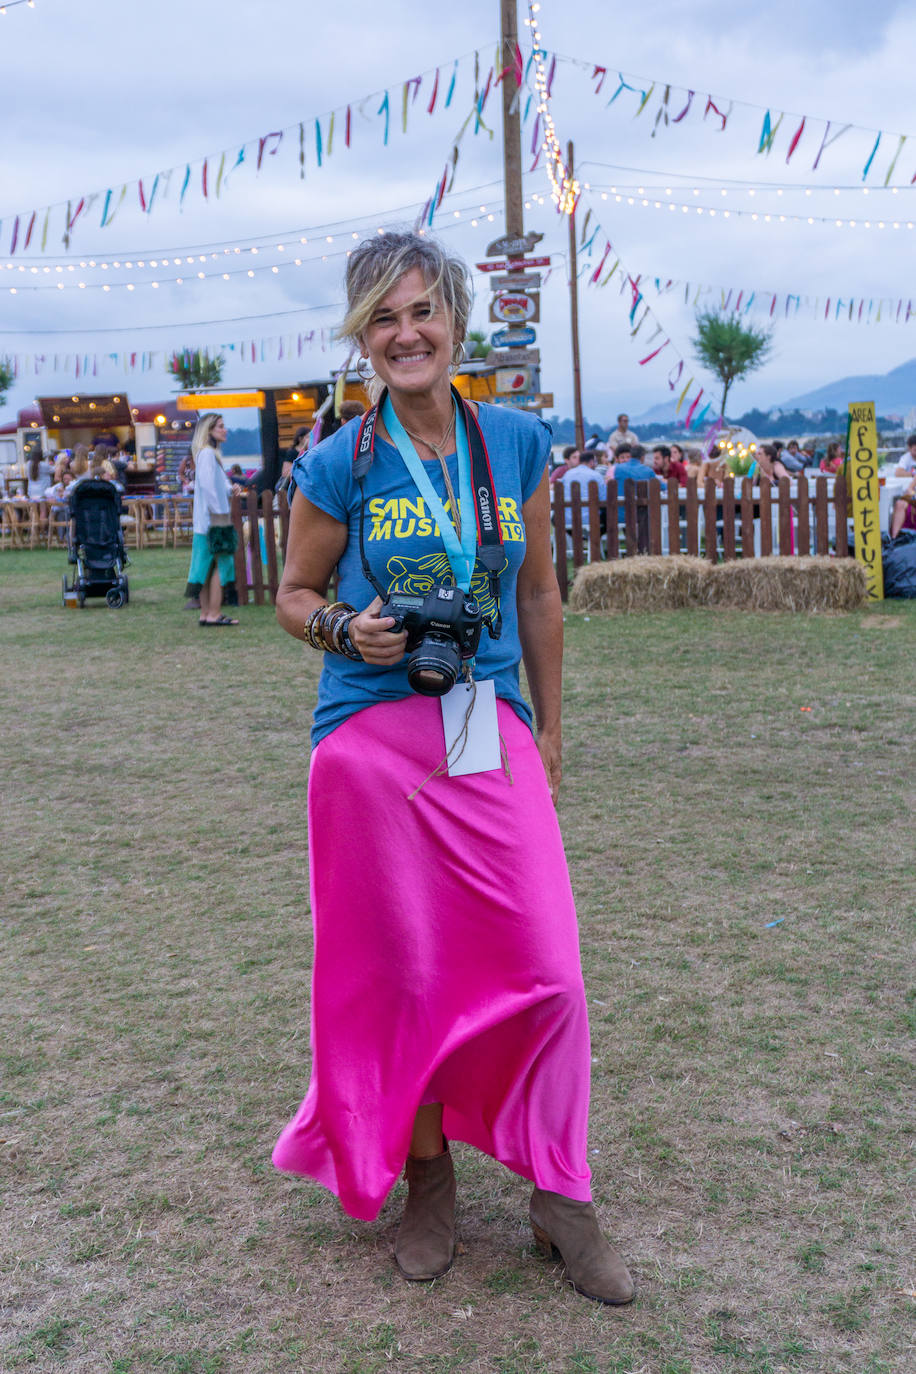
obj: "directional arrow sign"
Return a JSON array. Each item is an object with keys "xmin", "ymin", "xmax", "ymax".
[
  {"xmin": 490, "ymin": 326, "xmax": 537, "ymax": 347},
  {"xmin": 507, "ymin": 255, "xmax": 551, "ymax": 269},
  {"xmin": 486, "ymin": 230, "xmax": 544, "ymax": 256},
  {"xmin": 475, "ymin": 259, "xmax": 507, "ymax": 272},
  {"xmin": 485, "ymin": 348, "xmax": 540, "ymax": 367},
  {"xmin": 489, "ymin": 273, "xmax": 541, "ymax": 292}
]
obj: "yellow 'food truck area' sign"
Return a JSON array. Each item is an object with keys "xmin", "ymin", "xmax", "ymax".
[{"xmin": 847, "ymin": 401, "xmax": 884, "ymax": 600}]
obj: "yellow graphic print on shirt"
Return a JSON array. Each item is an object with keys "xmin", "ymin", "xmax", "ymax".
[
  {"xmin": 385, "ymin": 552, "xmax": 508, "ymax": 624},
  {"xmin": 366, "ymin": 494, "xmax": 525, "ymax": 545}
]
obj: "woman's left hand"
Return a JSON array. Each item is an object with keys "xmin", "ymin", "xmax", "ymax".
[{"xmin": 536, "ymin": 729, "xmax": 562, "ymax": 806}]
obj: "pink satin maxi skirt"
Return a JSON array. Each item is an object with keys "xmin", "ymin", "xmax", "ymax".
[{"xmin": 272, "ymin": 695, "xmax": 593, "ymax": 1221}]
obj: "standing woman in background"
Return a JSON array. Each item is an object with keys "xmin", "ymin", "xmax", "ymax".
[
  {"xmin": 184, "ymin": 412, "xmax": 241, "ymax": 626},
  {"xmin": 272, "ymin": 231, "xmax": 634, "ymax": 1306}
]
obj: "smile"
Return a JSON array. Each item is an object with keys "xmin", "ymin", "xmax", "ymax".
[{"xmin": 390, "ymin": 351, "xmax": 432, "ymax": 364}]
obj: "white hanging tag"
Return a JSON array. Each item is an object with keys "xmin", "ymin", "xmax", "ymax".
[{"xmin": 440, "ymin": 678, "xmax": 500, "ymax": 776}]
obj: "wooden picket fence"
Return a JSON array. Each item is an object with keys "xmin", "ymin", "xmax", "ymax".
[
  {"xmin": 550, "ymin": 474, "xmax": 851, "ymax": 599},
  {"xmin": 230, "ymin": 474, "xmax": 852, "ymax": 605},
  {"xmin": 229, "ymin": 489, "xmax": 290, "ymax": 605}
]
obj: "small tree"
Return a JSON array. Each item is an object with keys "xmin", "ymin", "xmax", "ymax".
[
  {"xmin": 0, "ymin": 356, "xmax": 14, "ymax": 408},
  {"xmin": 167, "ymin": 348, "xmax": 225, "ymax": 390},
  {"xmin": 691, "ymin": 311, "xmax": 772, "ymax": 420},
  {"xmin": 464, "ymin": 329, "xmax": 489, "ymax": 360}
]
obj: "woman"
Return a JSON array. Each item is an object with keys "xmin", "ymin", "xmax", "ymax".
[
  {"xmin": 821, "ymin": 440, "xmax": 844, "ymax": 474},
  {"xmin": 68, "ymin": 445, "xmax": 91, "ymax": 490},
  {"xmin": 184, "ymin": 413, "xmax": 240, "ymax": 626},
  {"xmin": 666, "ymin": 443, "xmax": 689, "ymax": 486},
  {"xmin": 27, "ymin": 452, "xmax": 54, "ymax": 498},
  {"xmin": 272, "ymin": 231, "xmax": 633, "ymax": 1306}
]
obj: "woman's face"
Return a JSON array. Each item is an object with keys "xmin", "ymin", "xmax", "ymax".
[
  {"xmin": 671, "ymin": 444, "xmax": 683, "ymax": 462},
  {"xmin": 211, "ymin": 417, "xmax": 227, "ymax": 443},
  {"xmin": 361, "ymin": 267, "xmax": 455, "ymax": 399}
]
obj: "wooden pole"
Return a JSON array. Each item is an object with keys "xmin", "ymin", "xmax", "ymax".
[
  {"xmin": 500, "ymin": 0, "xmax": 525, "ymax": 238},
  {"xmin": 567, "ymin": 140, "xmax": 585, "ymax": 450}
]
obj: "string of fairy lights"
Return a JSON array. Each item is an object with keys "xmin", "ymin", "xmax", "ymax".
[
  {"xmin": 0, "ymin": 0, "xmax": 36, "ymax": 11},
  {"xmin": 524, "ymin": 2, "xmax": 578, "ymax": 215},
  {"xmin": 0, "ymin": 186, "xmax": 545, "ymax": 294},
  {"xmin": 588, "ymin": 184, "xmax": 916, "ymax": 231},
  {"xmin": 0, "ymin": 180, "xmax": 523, "ymax": 275}
]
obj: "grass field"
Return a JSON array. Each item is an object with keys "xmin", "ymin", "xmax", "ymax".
[{"xmin": 2, "ymin": 549, "xmax": 914, "ymax": 1374}]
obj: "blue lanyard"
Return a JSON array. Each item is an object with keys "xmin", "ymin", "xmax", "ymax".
[{"xmin": 381, "ymin": 394, "xmax": 477, "ymax": 591}]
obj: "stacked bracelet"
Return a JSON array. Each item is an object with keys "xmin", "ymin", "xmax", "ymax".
[{"xmin": 303, "ymin": 601, "xmax": 363, "ymax": 660}]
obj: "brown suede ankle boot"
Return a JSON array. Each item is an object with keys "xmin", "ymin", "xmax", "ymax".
[
  {"xmin": 394, "ymin": 1147, "xmax": 456, "ymax": 1281},
  {"xmin": 529, "ymin": 1188, "xmax": 634, "ymax": 1305}
]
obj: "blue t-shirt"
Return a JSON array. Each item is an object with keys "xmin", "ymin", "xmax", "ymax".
[
  {"xmin": 292, "ymin": 402, "xmax": 551, "ymax": 745},
  {"xmin": 613, "ymin": 457, "xmax": 666, "ymax": 490}
]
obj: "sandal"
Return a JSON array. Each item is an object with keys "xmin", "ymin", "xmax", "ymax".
[{"xmin": 211, "ymin": 614, "xmax": 239, "ymax": 626}]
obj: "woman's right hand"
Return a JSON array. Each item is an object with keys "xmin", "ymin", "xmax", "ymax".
[{"xmin": 348, "ymin": 595, "xmax": 408, "ymax": 665}]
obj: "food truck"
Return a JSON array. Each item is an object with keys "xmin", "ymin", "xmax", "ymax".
[{"xmin": 0, "ymin": 395, "xmax": 196, "ymax": 494}]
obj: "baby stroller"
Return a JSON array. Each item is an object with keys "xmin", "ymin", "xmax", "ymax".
[{"xmin": 62, "ymin": 479, "xmax": 130, "ymax": 608}]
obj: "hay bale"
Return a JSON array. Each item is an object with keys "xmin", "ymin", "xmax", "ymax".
[
  {"xmin": 568, "ymin": 554, "xmax": 868, "ymax": 612},
  {"xmin": 569, "ymin": 556, "xmax": 712, "ymax": 612},
  {"xmin": 706, "ymin": 556, "xmax": 867, "ymax": 611}
]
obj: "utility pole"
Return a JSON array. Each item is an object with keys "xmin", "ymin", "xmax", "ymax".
[
  {"xmin": 500, "ymin": 0, "xmax": 524, "ymax": 239},
  {"xmin": 567, "ymin": 140, "xmax": 585, "ymax": 449}
]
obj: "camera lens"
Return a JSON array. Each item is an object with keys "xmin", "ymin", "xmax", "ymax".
[{"xmin": 406, "ymin": 633, "xmax": 462, "ymax": 696}]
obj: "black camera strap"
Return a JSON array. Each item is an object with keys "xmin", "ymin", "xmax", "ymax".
[{"xmin": 352, "ymin": 385, "xmax": 503, "ymax": 637}]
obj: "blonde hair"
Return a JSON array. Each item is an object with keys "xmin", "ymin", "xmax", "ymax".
[
  {"xmin": 71, "ymin": 446, "xmax": 90, "ymax": 478},
  {"xmin": 191, "ymin": 413, "xmax": 224, "ymax": 458},
  {"xmin": 340, "ymin": 231, "xmax": 471, "ymax": 400}
]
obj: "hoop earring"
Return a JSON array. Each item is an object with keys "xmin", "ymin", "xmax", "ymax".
[{"xmin": 356, "ymin": 356, "xmax": 374, "ymax": 381}]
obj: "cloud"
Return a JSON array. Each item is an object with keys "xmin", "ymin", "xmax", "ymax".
[{"xmin": 676, "ymin": 0, "xmax": 903, "ymax": 57}]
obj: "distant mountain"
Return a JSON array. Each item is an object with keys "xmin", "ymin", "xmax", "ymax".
[
  {"xmin": 779, "ymin": 356, "xmax": 916, "ymax": 413},
  {"xmin": 630, "ymin": 400, "xmax": 679, "ymax": 425}
]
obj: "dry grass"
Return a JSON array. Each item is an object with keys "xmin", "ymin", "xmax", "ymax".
[
  {"xmin": 569, "ymin": 556, "xmax": 867, "ymax": 614},
  {"xmin": 569, "ymin": 557, "xmax": 711, "ymax": 613},
  {"xmin": 1, "ymin": 550, "xmax": 914, "ymax": 1374},
  {"xmin": 706, "ymin": 557, "xmax": 868, "ymax": 612}
]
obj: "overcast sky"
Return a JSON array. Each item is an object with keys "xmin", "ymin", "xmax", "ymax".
[{"xmin": 3, "ymin": 0, "xmax": 916, "ymax": 426}]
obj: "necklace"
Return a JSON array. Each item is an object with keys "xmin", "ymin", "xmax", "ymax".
[{"xmin": 399, "ymin": 408, "xmax": 461, "ymax": 537}]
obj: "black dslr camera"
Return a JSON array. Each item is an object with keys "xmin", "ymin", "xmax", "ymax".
[{"xmin": 383, "ymin": 583, "xmax": 484, "ymax": 696}]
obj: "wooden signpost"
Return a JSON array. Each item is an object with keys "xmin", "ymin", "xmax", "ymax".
[{"xmin": 847, "ymin": 401, "xmax": 884, "ymax": 600}]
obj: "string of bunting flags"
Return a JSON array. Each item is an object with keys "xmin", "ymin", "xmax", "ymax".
[
  {"xmin": 639, "ymin": 277, "xmax": 916, "ymax": 327},
  {"xmin": 0, "ymin": 45, "xmax": 512, "ymax": 258},
  {"xmin": 3, "ymin": 329, "xmax": 340, "ymax": 382},
  {"xmin": 577, "ymin": 195, "xmax": 916, "ymax": 326},
  {"xmin": 573, "ymin": 198, "xmax": 720, "ymax": 432},
  {"xmin": 557, "ymin": 51, "xmax": 916, "ymax": 188}
]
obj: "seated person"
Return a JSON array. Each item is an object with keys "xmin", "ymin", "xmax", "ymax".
[
  {"xmin": 820, "ymin": 441, "xmax": 844, "ymax": 473},
  {"xmin": 890, "ymin": 476, "xmax": 916, "ymax": 537},
  {"xmin": 894, "ymin": 433, "xmax": 916, "ymax": 477},
  {"xmin": 780, "ymin": 439, "xmax": 807, "ymax": 473},
  {"xmin": 756, "ymin": 444, "xmax": 791, "ymax": 485},
  {"xmin": 651, "ymin": 444, "xmax": 689, "ymax": 486},
  {"xmin": 682, "ymin": 446, "xmax": 704, "ymax": 483},
  {"xmin": 94, "ymin": 458, "xmax": 124, "ymax": 493},
  {"xmin": 550, "ymin": 444, "xmax": 578, "ymax": 483},
  {"xmin": 45, "ymin": 471, "xmax": 74, "ymax": 503},
  {"xmin": 697, "ymin": 445, "xmax": 729, "ymax": 487},
  {"xmin": 559, "ymin": 449, "xmax": 602, "ymax": 530},
  {"xmin": 613, "ymin": 444, "xmax": 666, "ymax": 491}
]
